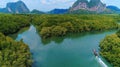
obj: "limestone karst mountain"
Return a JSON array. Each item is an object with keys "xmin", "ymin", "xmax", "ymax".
[
  {"xmin": 70, "ymin": 0, "xmax": 106, "ymax": 13},
  {"xmin": 0, "ymin": 1, "xmax": 29, "ymax": 13}
]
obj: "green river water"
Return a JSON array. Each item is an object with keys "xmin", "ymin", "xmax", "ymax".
[{"xmin": 16, "ymin": 25, "xmax": 115, "ymax": 67}]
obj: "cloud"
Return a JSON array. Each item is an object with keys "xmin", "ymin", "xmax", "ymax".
[
  {"xmin": 40, "ymin": 0, "xmax": 50, "ymax": 4},
  {"xmin": 37, "ymin": 0, "xmax": 75, "ymax": 11},
  {"xmin": 40, "ymin": 0, "xmax": 75, "ymax": 5}
]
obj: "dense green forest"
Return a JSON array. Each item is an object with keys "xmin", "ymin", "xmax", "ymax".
[
  {"xmin": 0, "ymin": 33, "xmax": 32, "ymax": 67},
  {"xmin": 0, "ymin": 14, "xmax": 120, "ymax": 67},
  {"xmin": 99, "ymin": 15, "xmax": 120, "ymax": 67},
  {"xmin": 31, "ymin": 14, "xmax": 119, "ymax": 38},
  {"xmin": 0, "ymin": 14, "xmax": 30, "ymax": 35},
  {"xmin": 100, "ymin": 29, "xmax": 120, "ymax": 67},
  {"xmin": 0, "ymin": 14, "xmax": 119, "ymax": 38},
  {"xmin": 100, "ymin": 33, "xmax": 120, "ymax": 67}
]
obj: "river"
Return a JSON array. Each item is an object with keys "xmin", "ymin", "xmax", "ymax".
[{"xmin": 16, "ymin": 25, "xmax": 115, "ymax": 67}]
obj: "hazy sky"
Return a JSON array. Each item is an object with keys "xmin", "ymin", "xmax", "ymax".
[{"xmin": 0, "ymin": 0, "xmax": 120, "ymax": 11}]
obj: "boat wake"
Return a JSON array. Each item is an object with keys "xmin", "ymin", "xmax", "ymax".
[{"xmin": 96, "ymin": 56, "xmax": 108, "ymax": 67}]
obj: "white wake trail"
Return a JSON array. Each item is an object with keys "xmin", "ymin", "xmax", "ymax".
[{"xmin": 96, "ymin": 56, "xmax": 108, "ymax": 67}]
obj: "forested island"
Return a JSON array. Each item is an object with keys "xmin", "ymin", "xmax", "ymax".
[
  {"xmin": 0, "ymin": 14, "xmax": 120, "ymax": 67},
  {"xmin": 33, "ymin": 15, "xmax": 119, "ymax": 38}
]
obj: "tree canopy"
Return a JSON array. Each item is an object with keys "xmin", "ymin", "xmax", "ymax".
[
  {"xmin": 100, "ymin": 30, "xmax": 120, "ymax": 67},
  {"xmin": 31, "ymin": 14, "xmax": 119, "ymax": 38},
  {"xmin": 0, "ymin": 33, "xmax": 32, "ymax": 67}
]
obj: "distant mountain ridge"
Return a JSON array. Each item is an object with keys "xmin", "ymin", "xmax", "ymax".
[
  {"xmin": 31, "ymin": 9, "xmax": 45, "ymax": 14},
  {"xmin": 48, "ymin": 9, "xmax": 68, "ymax": 14},
  {"xmin": 107, "ymin": 6, "xmax": 120, "ymax": 13},
  {"xmin": 0, "ymin": 1, "xmax": 29, "ymax": 13}
]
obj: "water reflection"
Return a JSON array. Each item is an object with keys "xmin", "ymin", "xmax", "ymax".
[
  {"xmin": 42, "ymin": 30, "xmax": 117, "ymax": 45},
  {"xmin": 16, "ymin": 25, "xmax": 115, "ymax": 67}
]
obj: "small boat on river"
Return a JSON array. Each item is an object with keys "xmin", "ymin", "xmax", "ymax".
[{"xmin": 93, "ymin": 49, "xmax": 98, "ymax": 57}]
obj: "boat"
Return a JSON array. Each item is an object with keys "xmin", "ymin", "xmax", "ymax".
[{"xmin": 93, "ymin": 49, "xmax": 98, "ymax": 57}]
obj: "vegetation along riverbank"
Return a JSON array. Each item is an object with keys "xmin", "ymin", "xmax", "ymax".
[
  {"xmin": 100, "ymin": 30, "xmax": 120, "ymax": 67},
  {"xmin": 0, "ymin": 14, "xmax": 120, "ymax": 67}
]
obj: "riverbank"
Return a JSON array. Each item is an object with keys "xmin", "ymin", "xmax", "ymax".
[
  {"xmin": 0, "ymin": 14, "xmax": 120, "ymax": 67},
  {"xmin": 8, "ymin": 27, "xmax": 29, "ymax": 39},
  {"xmin": 100, "ymin": 33, "xmax": 120, "ymax": 67},
  {"xmin": 33, "ymin": 14, "xmax": 119, "ymax": 38},
  {"xmin": 0, "ymin": 33, "xmax": 32, "ymax": 67},
  {"xmin": 16, "ymin": 25, "xmax": 115, "ymax": 67},
  {"xmin": 0, "ymin": 14, "xmax": 119, "ymax": 37}
]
